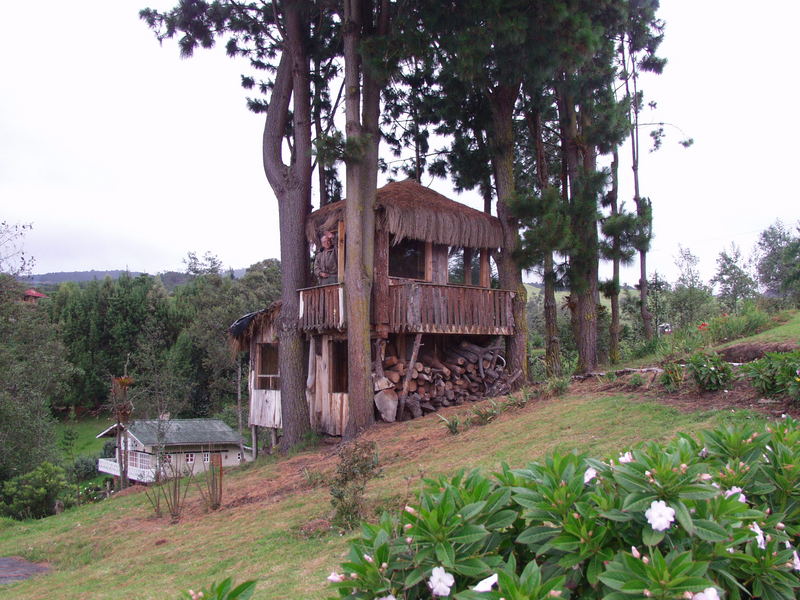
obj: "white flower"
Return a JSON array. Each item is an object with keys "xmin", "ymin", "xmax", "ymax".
[
  {"xmin": 327, "ymin": 571, "xmax": 345, "ymax": 583},
  {"xmin": 428, "ymin": 567, "xmax": 455, "ymax": 597},
  {"xmin": 377, "ymin": 595, "xmax": 397, "ymax": 600},
  {"xmin": 645, "ymin": 500, "xmax": 676, "ymax": 532},
  {"xmin": 793, "ymin": 550, "xmax": 800, "ymax": 571},
  {"xmin": 749, "ymin": 522, "xmax": 766, "ymax": 549},
  {"xmin": 471, "ymin": 573, "xmax": 498, "ymax": 592},
  {"xmin": 631, "ymin": 546, "xmax": 641, "ymax": 559},
  {"xmin": 584, "ymin": 467, "xmax": 598, "ymax": 484},
  {"xmin": 699, "ymin": 473, "xmax": 713, "ymax": 481},
  {"xmin": 364, "ymin": 554, "xmax": 374, "ymax": 563},
  {"xmin": 692, "ymin": 587, "xmax": 720, "ymax": 600},
  {"xmin": 404, "ymin": 505, "xmax": 417, "ymax": 515},
  {"xmin": 619, "ymin": 451, "xmax": 634, "ymax": 464}
]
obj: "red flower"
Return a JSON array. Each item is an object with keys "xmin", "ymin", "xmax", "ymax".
[{"xmin": 698, "ymin": 322, "xmax": 709, "ymax": 331}]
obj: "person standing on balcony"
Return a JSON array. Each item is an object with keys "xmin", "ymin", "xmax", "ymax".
[{"xmin": 314, "ymin": 230, "xmax": 338, "ymax": 285}]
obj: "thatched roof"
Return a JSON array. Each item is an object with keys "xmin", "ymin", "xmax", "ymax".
[
  {"xmin": 228, "ymin": 301, "xmax": 282, "ymax": 354},
  {"xmin": 306, "ymin": 179, "xmax": 505, "ymax": 249}
]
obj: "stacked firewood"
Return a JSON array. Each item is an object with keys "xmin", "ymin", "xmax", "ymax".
[{"xmin": 373, "ymin": 339, "xmax": 519, "ymax": 422}]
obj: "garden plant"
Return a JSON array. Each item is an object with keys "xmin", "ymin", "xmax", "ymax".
[{"xmin": 328, "ymin": 418, "xmax": 800, "ymax": 600}]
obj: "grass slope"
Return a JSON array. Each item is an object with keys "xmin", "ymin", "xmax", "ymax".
[{"xmin": 0, "ymin": 391, "xmax": 764, "ymax": 600}]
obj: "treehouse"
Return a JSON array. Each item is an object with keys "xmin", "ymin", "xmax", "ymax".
[{"xmin": 230, "ymin": 179, "xmax": 517, "ymax": 441}]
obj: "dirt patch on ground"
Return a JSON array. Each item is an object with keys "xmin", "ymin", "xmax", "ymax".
[
  {"xmin": 717, "ymin": 342, "xmax": 798, "ymax": 363},
  {"xmin": 0, "ymin": 557, "xmax": 49, "ymax": 584}
]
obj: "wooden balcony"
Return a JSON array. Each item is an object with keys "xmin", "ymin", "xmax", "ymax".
[
  {"xmin": 299, "ymin": 283, "xmax": 345, "ymax": 332},
  {"xmin": 298, "ymin": 281, "xmax": 514, "ymax": 335},
  {"xmin": 389, "ymin": 281, "xmax": 514, "ymax": 335}
]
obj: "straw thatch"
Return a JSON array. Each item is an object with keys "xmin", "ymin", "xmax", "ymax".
[
  {"xmin": 228, "ymin": 301, "xmax": 282, "ymax": 354},
  {"xmin": 306, "ymin": 179, "xmax": 505, "ymax": 249}
]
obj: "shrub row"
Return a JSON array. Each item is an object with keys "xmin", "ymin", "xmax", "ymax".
[{"xmin": 329, "ymin": 418, "xmax": 800, "ymax": 600}]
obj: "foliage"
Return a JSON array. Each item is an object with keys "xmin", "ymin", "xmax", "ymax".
[
  {"xmin": 545, "ymin": 376, "xmax": 570, "ymax": 397},
  {"xmin": 70, "ymin": 455, "xmax": 99, "ymax": 482},
  {"xmin": 660, "ymin": 362, "xmax": 684, "ymax": 393},
  {"xmin": 686, "ymin": 353, "xmax": 733, "ymax": 392},
  {"xmin": 437, "ymin": 413, "xmax": 463, "ymax": 435},
  {"xmin": 0, "ymin": 275, "xmax": 71, "ymax": 482},
  {"xmin": 710, "ymin": 244, "xmax": 757, "ymax": 314},
  {"xmin": 471, "ymin": 401, "xmax": 500, "ymax": 426},
  {"xmin": 196, "ymin": 453, "xmax": 224, "ymax": 511},
  {"xmin": 178, "ymin": 577, "xmax": 257, "ymax": 600},
  {"xmin": 754, "ymin": 220, "xmax": 800, "ymax": 306},
  {"xmin": 76, "ymin": 481, "xmax": 109, "ymax": 505},
  {"xmin": 160, "ymin": 461, "xmax": 193, "ymax": 523},
  {"xmin": 330, "ymin": 441, "xmax": 382, "ymax": 530},
  {"xmin": 329, "ymin": 418, "xmax": 800, "ymax": 600},
  {"xmin": 703, "ymin": 307, "xmax": 770, "ymax": 344},
  {"xmin": 741, "ymin": 351, "xmax": 800, "ymax": 402},
  {"xmin": 628, "ymin": 373, "xmax": 644, "ymax": 388},
  {"xmin": 670, "ymin": 247, "xmax": 717, "ymax": 330},
  {"xmin": 0, "ymin": 462, "xmax": 76, "ymax": 520}
]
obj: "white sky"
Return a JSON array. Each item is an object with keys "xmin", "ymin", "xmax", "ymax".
[{"xmin": 1, "ymin": 1, "xmax": 798, "ymax": 286}]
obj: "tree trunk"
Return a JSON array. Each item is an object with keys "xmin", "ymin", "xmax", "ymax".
[
  {"xmin": 342, "ymin": 0, "xmax": 388, "ymax": 438},
  {"xmin": 488, "ymin": 83, "xmax": 527, "ymax": 384},
  {"xmin": 531, "ymin": 106, "xmax": 561, "ymax": 377},
  {"xmin": 609, "ymin": 147, "xmax": 621, "ymax": 364},
  {"xmin": 261, "ymin": 6, "xmax": 313, "ymax": 452}
]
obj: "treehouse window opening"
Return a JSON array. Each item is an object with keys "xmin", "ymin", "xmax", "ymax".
[
  {"xmin": 256, "ymin": 343, "xmax": 280, "ymax": 390},
  {"xmin": 329, "ymin": 340, "xmax": 348, "ymax": 393},
  {"xmin": 447, "ymin": 247, "xmax": 481, "ymax": 286},
  {"xmin": 389, "ymin": 237, "xmax": 426, "ymax": 280}
]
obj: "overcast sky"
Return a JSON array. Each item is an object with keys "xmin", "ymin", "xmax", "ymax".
[{"xmin": 1, "ymin": 1, "xmax": 797, "ymax": 286}]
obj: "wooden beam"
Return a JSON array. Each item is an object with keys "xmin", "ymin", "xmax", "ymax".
[
  {"xmin": 337, "ymin": 220, "xmax": 345, "ymax": 284},
  {"xmin": 424, "ymin": 241, "xmax": 433, "ymax": 282},
  {"xmin": 479, "ymin": 248, "xmax": 490, "ymax": 288}
]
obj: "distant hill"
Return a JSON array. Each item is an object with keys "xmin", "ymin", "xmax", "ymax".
[{"xmin": 22, "ymin": 268, "xmax": 248, "ymax": 289}]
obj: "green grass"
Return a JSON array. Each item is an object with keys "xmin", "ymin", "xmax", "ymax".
[
  {"xmin": 54, "ymin": 416, "xmax": 115, "ymax": 460},
  {"xmin": 0, "ymin": 391, "xmax": 771, "ymax": 600}
]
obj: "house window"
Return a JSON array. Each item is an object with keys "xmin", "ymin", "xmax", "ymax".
[
  {"xmin": 256, "ymin": 343, "xmax": 280, "ymax": 390},
  {"xmin": 330, "ymin": 340, "xmax": 348, "ymax": 393},
  {"xmin": 448, "ymin": 247, "xmax": 480, "ymax": 285},
  {"xmin": 389, "ymin": 237, "xmax": 426, "ymax": 280},
  {"xmin": 203, "ymin": 452, "xmax": 210, "ymax": 463},
  {"xmin": 186, "ymin": 453, "xmax": 194, "ymax": 464}
]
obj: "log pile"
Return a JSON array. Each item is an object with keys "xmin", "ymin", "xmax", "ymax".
[{"xmin": 373, "ymin": 338, "xmax": 516, "ymax": 422}]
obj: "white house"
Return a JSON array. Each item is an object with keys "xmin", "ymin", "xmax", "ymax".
[{"xmin": 97, "ymin": 419, "xmax": 248, "ymax": 484}]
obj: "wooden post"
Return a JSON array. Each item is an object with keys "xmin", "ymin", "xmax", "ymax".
[
  {"xmin": 337, "ymin": 220, "xmax": 346, "ymax": 284},
  {"xmin": 463, "ymin": 247, "xmax": 474, "ymax": 285},
  {"xmin": 424, "ymin": 241, "xmax": 433, "ymax": 281},
  {"xmin": 251, "ymin": 425, "xmax": 258, "ymax": 459},
  {"xmin": 396, "ymin": 333, "xmax": 422, "ymax": 420},
  {"xmin": 374, "ymin": 227, "xmax": 390, "ymax": 337},
  {"xmin": 479, "ymin": 248, "xmax": 490, "ymax": 288}
]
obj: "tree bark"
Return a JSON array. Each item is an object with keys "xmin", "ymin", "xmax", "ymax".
[
  {"xmin": 609, "ymin": 147, "xmax": 621, "ymax": 364},
  {"xmin": 262, "ymin": 5, "xmax": 313, "ymax": 451},
  {"xmin": 488, "ymin": 82, "xmax": 527, "ymax": 384}
]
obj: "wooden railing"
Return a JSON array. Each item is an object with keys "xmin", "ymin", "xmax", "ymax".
[
  {"xmin": 298, "ymin": 281, "xmax": 514, "ymax": 335},
  {"xmin": 389, "ymin": 282, "xmax": 514, "ymax": 335},
  {"xmin": 299, "ymin": 283, "xmax": 345, "ymax": 332}
]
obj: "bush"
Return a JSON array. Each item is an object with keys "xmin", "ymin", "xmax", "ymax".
[
  {"xmin": 545, "ymin": 376, "xmax": 570, "ymax": 397},
  {"xmin": 330, "ymin": 441, "xmax": 382, "ymax": 530},
  {"xmin": 660, "ymin": 362, "xmax": 684, "ymax": 392},
  {"xmin": 178, "ymin": 578, "xmax": 257, "ymax": 600},
  {"xmin": 687, "ymin": 352, "xmax": 733, "ymax": 392},
  {"xmin": 328, "ymin": 419, "xmax": 800, "ymax": 600},
  {"xmin": 742, "ymin": 350, "xmax": 800, "ymax": 402},
  {"xmin": 70, "ymin": 455, "xmax": 99, "ymax": 482},
  {"xmin": 0, "ymin": 462, "xmax": 76, "ymax": 519},
  {"xmin": 705, "ymin": 309, "xmax": 771, "ymax": 344},
  {"xmin": 101, "ymin": 440, "xmax": 117, "ymax": 458}
]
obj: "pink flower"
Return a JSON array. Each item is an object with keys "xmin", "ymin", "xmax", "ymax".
[
  {"xmin": 724, "ymin": 486, "xmax": 747, "ymax": 503},
  {"xmin": 584, "ymin": 467, "xmax": 597, "ymax": 484},
  {"xmin": 327, "ymin": 572, "xmax": 345, "ymax": 583},
  {"xmin": 692, "ymin": 587, "xmax": 720, "ymax": 600},
  {"xmin": 749, "ymin": 522, "xmax": 766, "ymax": 549},
  {"xmin": 619, "ymin": 451, "xmax": 634, "ymax": 464}
]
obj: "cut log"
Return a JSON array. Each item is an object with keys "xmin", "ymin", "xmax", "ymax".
[
  {"xmin": 383, "ymin": 356, "xmax": 398, "ymax": 368},
  {"xmin": 374, "ymin": 389, "xmax": 398, "ymax": 422},
  {"xmin": 397, "ymin": 333, "xmax": 423, "ymax": 421},
  {"xmin": 386, "ymin": 370, "xmax": 402, "ymax": 384}
]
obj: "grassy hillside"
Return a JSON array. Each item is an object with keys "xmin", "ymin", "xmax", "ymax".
[{"xmin": 0, "ymin": 390, "xmax": 766, "ymax": 600}]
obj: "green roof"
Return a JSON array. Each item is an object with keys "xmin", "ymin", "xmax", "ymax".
[{"xmin": 125, "ymin": 419, "xmax": 243, "ymax": 447}]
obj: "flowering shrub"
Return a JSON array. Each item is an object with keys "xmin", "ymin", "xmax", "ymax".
[
  {"xmin": 741, "ymin": 351, "xmax": 800, "ymax": 403},
  {"xmin": 328, "ymin": 418, "xmax": 800, "ymax": 599},
  {"xmin": 330, "ymin": 441, "xmax": 382, "ymax": 529},
  {"xmin": 178, "ymin": 577, "xmax": 256, "ymax": 600},
  {"xmin": 687, "ymin": 352, "xmax": 733, "ymax": 392}
]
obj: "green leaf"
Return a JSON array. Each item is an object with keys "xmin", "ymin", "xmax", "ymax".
[
  {"xmin": 451, "ymin": 524, "xmax": 489, "ymax": 545},
  {"xmin": 404, "ymin": 567, "xmax": 425, "ymax": 588},
  {"xmin": 642, "ymin": 526, "xmax": 665, "ymax": 546},
  {"xmin": 516, "ymin": 525, "xmax": 558, "ymax": 546},
  {"xmin": 693, "ymin": 519, "xmax": 729, "ymax": 542},
  {"xmin": 226, "ymin": 580, "xmax": 257, "ymax": 600},
  {"xmin": 587, "ymin": 554, "xmax": 603, "ymax": 586},
  {"xmin": 435, "ymin": 541, "xmax": 455, "ymax": 568},
  {"xmin": 485, "ymin": 509, "xmax": 517, "ymax": 530},
  {"xmin": 622, "ymin": 492, "xmax": 658, "ymax": 512},
  {"xmin": 459, "ymin": 501, "xmax": 487, "ymax": 521},
  {"xmin": 673, "ymin": 500, "xmax": 695, "ymax": 536},
  {"xmin": 453, "ymin": 557, "xmax": 491, "ymax": 577}
]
